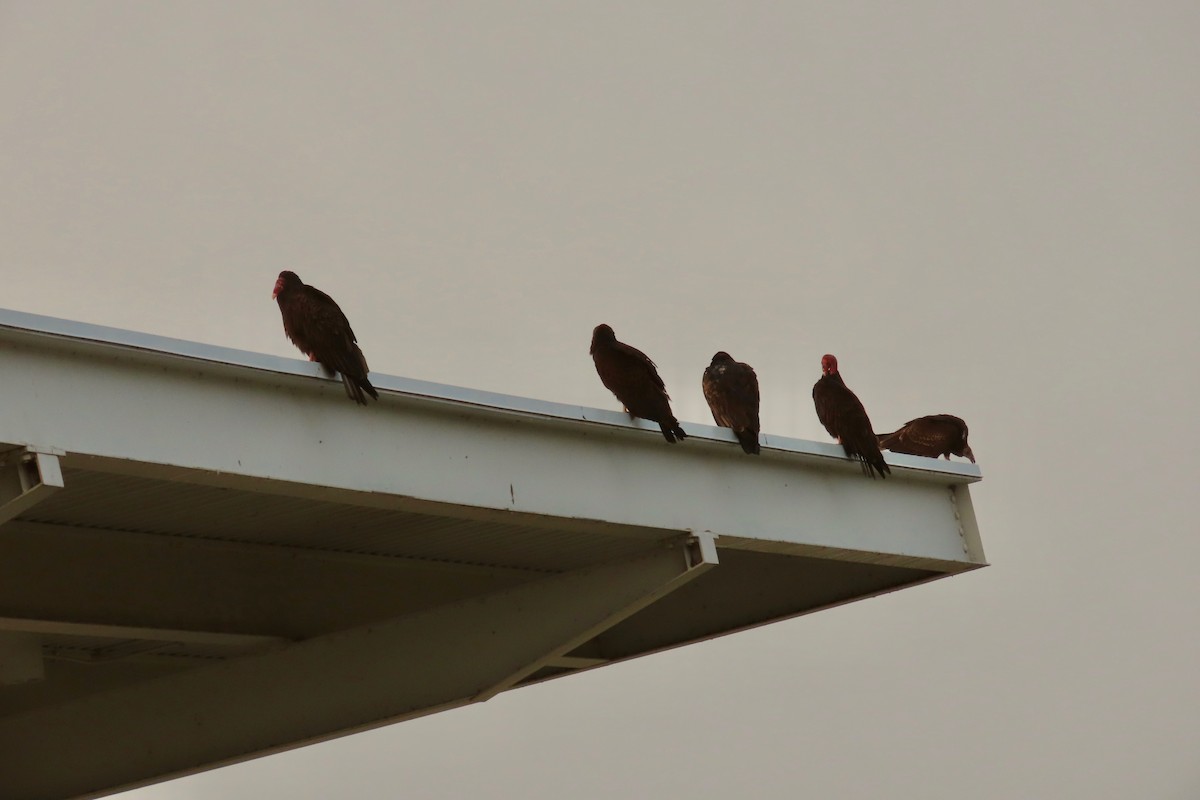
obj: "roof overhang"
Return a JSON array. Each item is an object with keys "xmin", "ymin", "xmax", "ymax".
[{"xmin": 0, "ymin": 308, "xmax": 984, "ymax": 800}]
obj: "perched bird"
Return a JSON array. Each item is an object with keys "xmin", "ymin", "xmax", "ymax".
[
  {"xmin": 812, "ymin": 354, "xmax": 890, "ymax": 478},
  {"xmin": 702, "ymin": 351, "xmax": 760, "ymax": 455},
  {"xmin": 590, "ymin": 324, "xmax": 687, "ymax": 443},
  {"xmin": 878, "ymin": 414, "xmax": 975, "ymax": 463},
  {"xmin": 272, "ymin": 270, "xmax": 379, "ymax": 405}
]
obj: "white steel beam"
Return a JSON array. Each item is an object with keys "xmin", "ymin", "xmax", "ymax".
[
  {"xmin": 0, "ymin": 449, "xmax": 63, "ymax": 525},
  {"xmin": 0, "ymin": 310, "xmax": 983, "ymax": 570},
  {"xmin": 0, "ymin": 540, "xmax": 717, "ymax": 800}
]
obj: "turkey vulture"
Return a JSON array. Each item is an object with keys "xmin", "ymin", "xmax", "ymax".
[
  {"xmin": 590, "ymin": 324, "xmax": 687, "ymax": 443},
  {"xmin": 702, "ymin": 351, "xmax": 760, "ymax": 455},
  {"xmin": 812, "ymin": 354, "xmax": 890, "ymax": 478},
  {"xmin": 272, "ymin": 270, "xmax": 379, "ymax": 405},
  {"xmin": 878, "ymin": 414, "xmax": 975, "ymax": 462}
]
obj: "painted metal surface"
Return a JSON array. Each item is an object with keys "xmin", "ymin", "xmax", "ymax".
[
  {"xmin": 0, "ymin": 309, "xmax": 986, "ymax": 800},
  {"xmin": 0, "ymin": 450, "xmax": 63, "ymax": 525},
  {"xmin": 0, "ymin": 308, "xmax": 981, "ymax": 570},
  {"xmin": 0, "ymin": 541, "xmax": 713, "ymax": 800},
  {"xmin": 0, "ymin": 307, "xmax": 980, "ymax": 480}
]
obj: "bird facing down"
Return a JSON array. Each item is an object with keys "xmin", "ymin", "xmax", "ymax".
[
  {"xmin": 702, "ymin": 351, "xmax": 760, "ymax": 455},
  {"xmin": 590, "ymin": 324, "xmax": 687, "ymax": 443},
  {"xmin": 272, "ymin": 271, "xmax": 379, "ymax": 405},
  {"xmin": 812, "ymin": 354, "xmax": 890, "ymax": 478},
  {"xmin": 878, "ymin": 414, "xmax": 975, "ymax": 463}
]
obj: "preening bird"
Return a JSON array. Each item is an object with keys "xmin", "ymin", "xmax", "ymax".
[
  {"xmin": 590, "ymin": 324, "xmax": 687, "ymax": 443},
  {"xmin": 812, "ymin": 354, "xmax": 890, "ymax": 478},
  {"xmin": 702, "ymin": 351, "xmax": 760, "ymax": 454},
  {"xmin": 272, "ymin": 270, "xmax": 379, "ymax": 405},
  {"xmin": 878, "ymin": 414, "xmax": 975, "ymax": 462}
]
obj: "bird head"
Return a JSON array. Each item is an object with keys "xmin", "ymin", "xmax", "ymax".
[
  {"xmin": 711, "ymin": 351, "xmax": 734, "ymax": 366},
  {"xmin": 272, "ymin": 271, "xmax": 301, "ymax": 300},
  {"xmin": 592, "ymin": 324, "xmax": 616, "ymax": 342},
  {"xmin": 820, "ymin": 354, "xmax": 839, "ymax": 376},
  {"xmin": 590, "ymin": 324, "xmax": 617, "ymax": 355},
  {"xmin": 962, "ymin": 443, "xmax": 976, "ymax": 463}
]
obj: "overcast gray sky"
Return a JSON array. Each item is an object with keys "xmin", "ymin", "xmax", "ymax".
[{"xmin": 3, "ymin": 1, "xmax": 1198, "ymax": 797}]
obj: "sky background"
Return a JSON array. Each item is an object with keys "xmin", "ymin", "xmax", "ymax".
[{"xmin": 2, "ymin": 1, "xmax": 1198, "ymax": 797}]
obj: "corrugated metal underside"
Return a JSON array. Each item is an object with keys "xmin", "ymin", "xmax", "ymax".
[
  {"xmin": 26, "ymin": 468, "xmax": 654, "ymax": 572},
  {"xmin": 1, "ymin": 465, "xmax": 937, "ymax": 719}
]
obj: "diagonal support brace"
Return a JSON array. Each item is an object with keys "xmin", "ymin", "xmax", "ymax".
[
  {"xmin": 0, "ymin": 449, "xmax": 64, "ymax": 526},
  {"xmin": 0, "ymin": 536, "xmax": 719, "ymax": 800},
  {"xmin": 474, "ymin": 531, "xmax": 719, "ymax": 701}
]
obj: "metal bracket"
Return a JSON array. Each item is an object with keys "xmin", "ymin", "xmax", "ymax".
[
  {"xmin": 0, "ymin": 449, "xmax": 65, "ymax": 526},
  {"xmin": 474, "ymin": 538, "xmax": 720, "ymax": 702},
  {"xmin": 687, "ymin": 531, "xmax": 720, "ymax": 568}
]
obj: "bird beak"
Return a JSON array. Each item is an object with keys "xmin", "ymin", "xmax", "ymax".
[{"xmin": 964, "ymin": 445, "xmax": 976, "ymax": 463}]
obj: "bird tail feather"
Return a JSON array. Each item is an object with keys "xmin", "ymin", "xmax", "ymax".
[
  {"xmin": 866, "ymin": 450, "xmax": 890, "ymax": 479},
  {"xmin": 845, "ymin": 443, "xmax": 890, "ymax": 479},
  {"xmin": 341, "ymin": 373, "xmax": 374, "ymax": 406}
]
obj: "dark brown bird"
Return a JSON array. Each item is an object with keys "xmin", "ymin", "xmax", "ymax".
[
  {"xmin": 702, "ymin": 351, "xmax": 760, "ymax": 454},
  {"xmin": 590, "ymin": 324, "xmax": 687, "ymax": 443},
  {"xmin": 272, "ymin": 270, "xmax": 378, "ymax": 405},
  {"xmin": 878, "ymin": 414, "xmax": 975, "ymax": 462},
  {"xmin": 812, "ymin": 354, "xmax": 890, "ymax": 478}
]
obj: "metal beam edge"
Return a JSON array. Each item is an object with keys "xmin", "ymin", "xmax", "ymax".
[{"xmin": 0, "ymin": 307, "xmax": 980, "ymax": 484}]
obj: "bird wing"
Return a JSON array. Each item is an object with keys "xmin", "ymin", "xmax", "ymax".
[
  {"xmin": 706, "ymin": 362, "xmax": 759, "ymax": 431},
  {"xmin": 730, "ymin": 362, "xmax": 761, "ymax": 431},
  {"xmin": 304, "ymin": 286, "xmax": 359, "ymax": 342},
  {"xmin": 814, "ymin": 374, "xmax": 889, "ymax": 476},
  {"xmin": 923, "ymin": 414, "xmax": 969, "ymax": 438},
  {"xmin": 904, "ymin": 415, "xmax": 968, "ymax": 456},
  {"xmin": 293, "ymin": 287, "xmax": 369, "ymax": 377},
  {"xmin": 593, "ymin": 341, "xmax": 675, "ymax": 424},
  {"xmin": 702, "ymin": 368, "xmax": 725, "ymax": 425},
  {"xmin": 833, "ymin": 390, "xmax": 875, "ymax": 451},
  {"xmin": 901, "ymin": 418, "xmax": 950, "ymax": 454},
  {"xmin": 879, "ymin": 415, "xmax": 965, "ymax": 457},
  {"xmin": 610, "ymin": 339, "xmax": 667, "ymax": 395},
  {"xmin": 812, "ymin": 376, "xmax": 842, "ymax": 440}
]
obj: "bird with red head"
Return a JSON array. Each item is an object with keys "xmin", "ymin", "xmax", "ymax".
[{"xmin": 812, "ymin": 354, "xmax": 889, "ymax": 478}]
